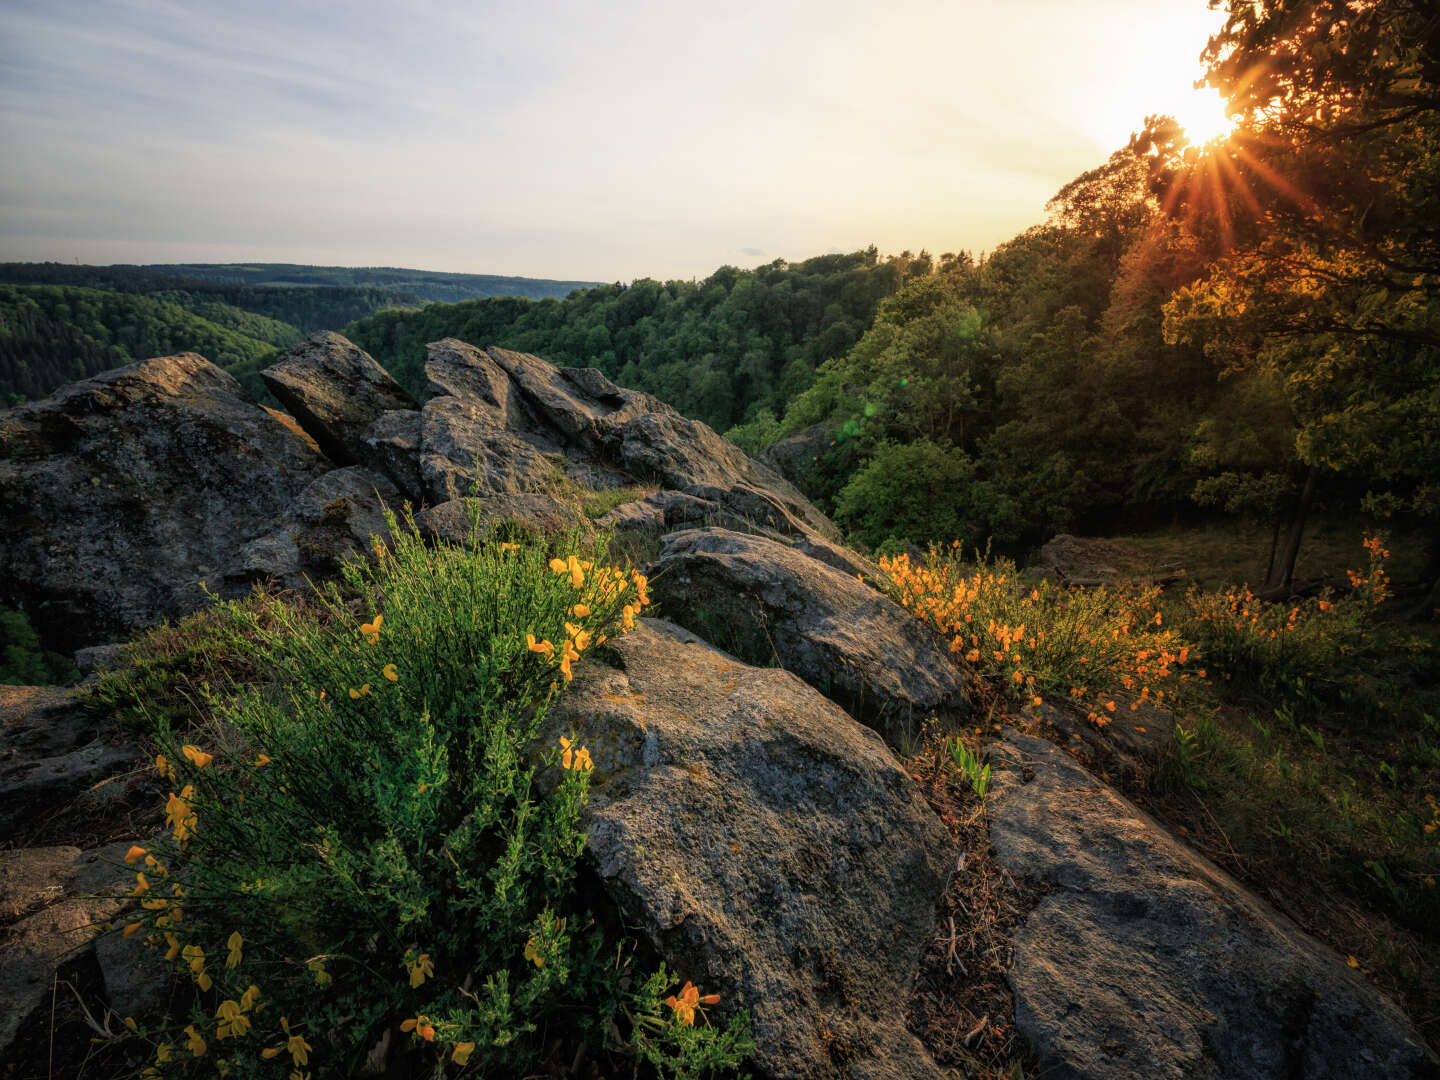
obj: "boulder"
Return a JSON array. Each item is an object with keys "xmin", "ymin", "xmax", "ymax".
[
  {"xmin": 987, "ymin": 729, "xmax": 1440, "ymax": 1079},
  {"xmin": 259, "ymin": 331, "xmax": 417, "ymax": 466},
  {"xmin": 0, "ymin": 686, "xmax": 141, "ymax": 839},
  {"xmin": 414, "ymin": 494, "xmax": 591, "ymax": 545},
  {"xmin": 359, "ymin": 409, "xmax": 424, "ymax": 505},
  {"xmin": 0, "ymin": 354, "xmax": 328, "ymax": 649},
  {"xmin": 547, "ymin": 619, "xmax": 955, "ymax": 1080},
  {"xmin": 417, "ymin": 339, "xmax": 842, "ymax": 547},
  {"xmin": 232, "ymin": 467, "xmax": 400, "ymax": 587},
  {"xmin": 756, "ymin": 420, "xmax": 836, "ymax": 488},
  {"xmin": 649, "ymin": 528, "xmax": 970, "ymax": 744}
]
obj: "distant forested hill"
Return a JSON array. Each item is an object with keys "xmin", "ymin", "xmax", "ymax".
[
  {"xmin": 0, "ymin": 285, "xmax": 290, "ymax": 402},
  {"xmin": 142, "ymin": 263, "xmax": 602, "ymax": 303},
  {"xmin": 345, "ymin": 250, "xmax": 924, "ymax": 433}
]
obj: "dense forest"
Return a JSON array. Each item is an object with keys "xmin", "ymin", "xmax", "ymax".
[
  {"xmin": 747, "ymin": 0, "xmax": 1439, "ymax": 597},
  {"xmin": 345, "ymin": 250, "xmax": 933, "ymax": 431},
  {"xmin": 142, "ymin": 262, "xmax": 601, "ymax": 303}
]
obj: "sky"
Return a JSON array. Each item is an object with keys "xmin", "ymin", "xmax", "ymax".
[{"xmin": 0, "ymin": 0, "xmax": 1227, "ymax": 283}]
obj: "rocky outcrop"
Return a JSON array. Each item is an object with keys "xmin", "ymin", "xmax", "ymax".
[
  {"xmin": 649, "ymin": 528, "xmax": 970, "ymax": 744},
  {"xmin": 755, "ymin": 420, "xmax": 836, "ymax": 488},
  {"xmin": 0, "ymin": 354, "xmax": 329, "ymax": 649},
  {"xmin": 260, "ymin": 331, "xmax": 418, "ymax": 467},
  {"xmin": 547, "ymin": 619, "xmax": 955, "ymax": 1080},
  {"xmin": 987, "ymin": 729, "xmax": 1440, "ymax": 1079},
  {"xmin": 0, "ymin": 686, "xmax": 141, "ymax": 839}
]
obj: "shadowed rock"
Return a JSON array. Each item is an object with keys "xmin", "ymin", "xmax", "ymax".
[
  {"xmin": 546, "ymin": 619, "xmax": 955, "ymax": 1080},
  {"xmin": 0, "ymin": 354, "xmax": 328, "ymax": 649},
  {"xmin": 650, "ymin": 528, "xmax": 970, "ymax": 744},
  {"xmin": 988, "ymin": 729, "xmax": 1440, "ymax": 1079}
]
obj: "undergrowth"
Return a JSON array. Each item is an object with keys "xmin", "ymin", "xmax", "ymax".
[{"xmin": 104, "ymin": 509, "xmax": 751, "ymax": 1079}]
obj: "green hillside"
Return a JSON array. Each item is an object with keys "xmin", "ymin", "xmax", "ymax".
[
  {"xmin": 345, "ymin": 249, "xmax": 926, "ymax": 433},
  {"xmin": 144, "ymin": 262, "xmax": 602, "ymax": 303},
  {"xmin": 0, "ymin": 285, "xmax": 286, "ymax": 403}
]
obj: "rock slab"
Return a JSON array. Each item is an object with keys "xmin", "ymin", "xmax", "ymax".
[
  {"xmin": 987, "ymin": 729, "xmax": 1440, "ymax": 1080},
  {"xmin": 650, "ymin": 528, "xmax": 970, "ymax": 744},
  {"xmin": 548, "ymin": 619, "xmax": 955, "ymax": 1080}
]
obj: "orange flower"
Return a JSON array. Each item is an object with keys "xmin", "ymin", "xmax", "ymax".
[
  {"xmin": 182, "ymin": 744, "xmax": 213, "ymax": 769},
  {"xmin": 664, "ymin": 981, "xmax": 720, "ymax": 1026},
  {"xmin": 125, "ymin": 845, "xmax": 148, "ymax": 865}
]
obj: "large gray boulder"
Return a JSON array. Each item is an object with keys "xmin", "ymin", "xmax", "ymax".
[
  {"xmin": 0, "ymin": 354, "xmax": 329, "ymax": 649},
  {"xmin": 414, "ymin": 493, "xmax": 591, "ymax": 544},
  {"xmin": 987, "ymin": 729, "xmax": 1439, "ymax": 1080},
  {"xmin": 260, "ymin": 331, "xmax": 417, "ymax": 467},
  {"xmin": 547, "ymin": 619, "xmax": 955, "ymax": 1080},
  {"xmin": 649, "ymin": 528, "xmax": 970, "ymax": 744},
  {"xmin": 417, "ymin": 339, "xmax": 841, "ymax": 544}
]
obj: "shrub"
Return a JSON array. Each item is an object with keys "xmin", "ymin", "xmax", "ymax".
[
  {"xmin": 834, "ymin": 439, "xmax": 975, "ymax": 551},
  {"xmin": 0, "ymin": 606, "xmax": 77, "ymax": 685},
  {"xmin": 879, "ymin": 546, "xmax": 1205, "ymax": 726},
  {"xmin": 117, "ymin": 512, "xmax": 750, "ymax": 1077}
]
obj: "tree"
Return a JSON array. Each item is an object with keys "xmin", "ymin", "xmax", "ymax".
[{"xmin": 1139, "ymin": 0, "xmax": 1440, "ymax": 594}]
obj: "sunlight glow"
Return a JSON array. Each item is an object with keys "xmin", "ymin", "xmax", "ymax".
[{"xmin": 1172, "ymin": 86, "xmax": 1236, "ymax": 146}]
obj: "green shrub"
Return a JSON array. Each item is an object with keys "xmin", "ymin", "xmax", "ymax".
[
  {"xmin": 0, "ymin": 606, "xmax": 77, "ymax": 685},
  {"xmin": 118, "ymin": 513, "xmax": 750, "ymax": 1077}
]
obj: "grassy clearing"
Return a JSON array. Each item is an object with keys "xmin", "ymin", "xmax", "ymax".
[
  {"xmin": 88, "ymin": 509, "xmax": 752, "ymax": 1079},
  {"xmin": 878, "ymin": 536, "xmax": 1440, "ymax": 1047}
]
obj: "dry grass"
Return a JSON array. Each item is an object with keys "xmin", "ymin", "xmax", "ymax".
[{"xmin": 906, "ymin": 734, "xmax": 1040, "ymax": 1079}]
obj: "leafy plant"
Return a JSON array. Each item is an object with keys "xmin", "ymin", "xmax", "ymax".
[{"xmin": 945, "ymin": 735, "xmax": 991, "ymax": 798}]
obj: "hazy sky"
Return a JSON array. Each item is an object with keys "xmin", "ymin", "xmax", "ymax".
[{"xmin": 0, "ymin": 0, "xmax": 1225, "ymax": 282}]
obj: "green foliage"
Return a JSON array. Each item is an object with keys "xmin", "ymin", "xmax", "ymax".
[
  {"xmin": 627, "ymin": 966, "xmax": 754, "ymax": 1080},
  {"xmin": 944, "ymin": 736, "xmax": 991, "ymax": 798},
  {"xmin": 723, "ymin": 409, "xmax": 784, "ymax": 456},
  {"xmin": 833, "ymin": 439, "xmax": 975, "ymax": 551},
  {"xmin": 0, "ymin": 607, "xmax": 76, "ymax": 685},
  {"xmin": 117, "ymin": 514, "xmax": 750, "ymax": 1077},
  {"xmin": 345, "ymin": 250, "xmax": 912, "ymax": 432}
]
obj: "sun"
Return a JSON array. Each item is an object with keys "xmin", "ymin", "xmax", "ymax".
[{"xmin": 1171, "ymin": 86, "xmax": 1236, "ymax": 146}]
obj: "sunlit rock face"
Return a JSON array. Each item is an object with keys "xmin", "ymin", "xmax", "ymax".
[
  {"xmin": 546, "ymin": 618, "xmax": 956, "ymax": 1080},
  {"xmin": 987, "ymin": 729, "xmax": 1440, "ymax": 1080}
]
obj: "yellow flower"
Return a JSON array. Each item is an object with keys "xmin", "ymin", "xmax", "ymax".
[
  {"xmin": 499, "ymin": 542, "xmax": 520, "ymax": 553},
  {"xmin": 281, "ymin": 1018, "xmax": 312, "ymax": 1065},
  {"xmin": 226, "ymin": 931, "xmax": 243, "ymax": 968},
  {"xmin": 559, "ymin": 639, "xmax": 580, "ymax": 681},
  {"xmin": 559, "ymin": 736, "xmax": 574, "ymax": 770},
  {"xmin": 572, "ymin": 747, "xmax": 593, "ymax": 772},
  {"xmin": 524, "ymin": 936, "xmax": 544, "ymax": 968},
  {"xmin": 663, "ymin": 981, "xmax": 719, "ymax": 1026},
  {"xmin": 184, "ymin": 1024, "xmax": 207, "ymax": 1058},
  {"xmin": 182, "ymin": 744, "xmax": 213, "ymax": 769},
  {"xmin": 452, "ymin": 1042, "xmax": 475, "ymax": 1065},
  {"xmin": 122, "ymin": 921, "xmax": 143, "ymax": 938},
  {"xmin": 197, "ymin": 971, "xmax": 213, "ymax": 992},
  {"xmin": 125, "ymin": 845, "xmax": 148, "ymax": 865},
  {"xmin": 254, "ymin": 753, "xmax": 272, "ymax": 767},
  {"xmin": 307, "ymin": 958, "xmax": 332, "ymax": 987},
  {"xmin": 526, "ymin": 633, "xmax": 555, "ymax": 660},
  {"xmin": 621, "ymin": 604, "xmax": 636, "ymax": 630},
  {"xmin": 382, "ymin": 663, "xmax": 399, "ymax": 682},
  {"xmin": 571, "ymin": 603, "xmax": 591, "ymax": 617},
  {"xmin": 348, "ymin": 684, "xmax": 371, "ymax": 699},
  {"xmin": 240, "ymin": 984, "xmax": 261, "ymax": 1011},
  {"xmin": 155, "ymin": 754, "xmax": 176, "ymax": 781},
  {"xmin": 400, "ymin": 1016, "xmax": 435, "ymax": 1042},
  {"xmin": 361, "ymin": 614, "xmax": 384, "ymax": 637},
  {"xmin": 164, "ymin": 933, "xmax": 181, "ymax": 961},
  {"xmin": 408, "ymin": 952, "xmax": 434, "ymax": 989},
  {"xmin": 567, "ymin": 555, "xmax": 584, "ymax": 589},
  {"xmin": 549, "ymin": 557, "xmax": 567, "ymax": 573}
]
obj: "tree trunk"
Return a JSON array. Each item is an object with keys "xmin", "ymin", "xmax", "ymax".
[
  {"xmin": 1262, "ymin": 467, "xmax": 1317, "ymax": 597},
  {"xmin": 1264, "ymin": 518, "xmax": 1281, "ymax": 584}
]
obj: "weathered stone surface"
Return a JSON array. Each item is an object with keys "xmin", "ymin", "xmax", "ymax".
[
  {"xmin": 650, "ymin": 528, "xmax": 970, "ymax": 743},
  {"xmin": 415, "ymin": 494, "xmax": 590, "ymax": 544},
  {"xmin": 232, "ymin": 467, "xmax": 399, "ymax": 587},
  {"xmin": 0, "ymin": 843, "xmax": 133, "ymax": 1056},
  {"xmin": 0, "ymin": 686, "xmax": 140, "ymax": 838},
  {"xmin": 260, "ymin": 331, "xmax": 417, "ymax": 466},
  {"xmin": 418, "ymin": 338, "xmax": 842, "ymax": 546},
  {"xmin": 359, "ymin": 409, "xmax": 424, "ymax": 505},
  {"xmin": 0, "ymin": 354, "xmax": 328, "ymax": 649},
  {"xmin": 74, "ymin": 643, "xmax": 122, "ymax": 676},
  {"xmin": 547, "ymin": 620, "xmax": 954, "ymax": 1080},
  {"xmin": 592, "ymin": 497, "xmax": 664, "ymax": 534},
  {"xmin": 94, "ymin": 920, "xmax": 172, "ymax": 1020},
  {"xmin": 1037, "ymin": 699, "xmax": 1174, "ymax": 788},
  {"xmin": 988, "ymin": 729, "xmax": 1440, "ymax": 1080}
]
